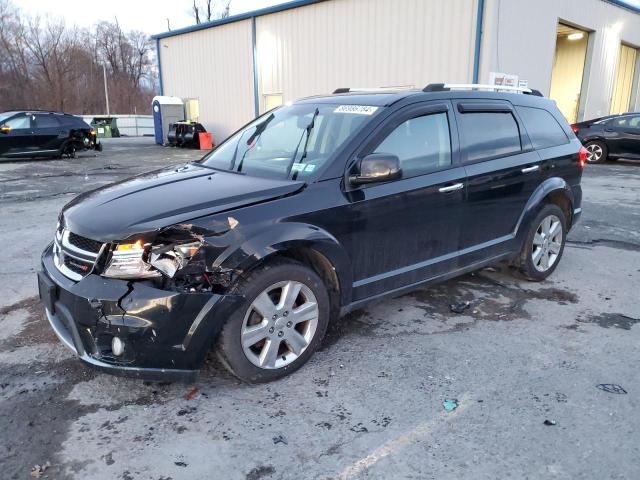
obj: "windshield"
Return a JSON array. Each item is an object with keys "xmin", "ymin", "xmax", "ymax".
[
  {"xmin": 0, "ymin": 112, "xmax": 17, "ymax": 124},
  {"xmin": 199, "ymin": 103, "xmax": 381, "ymax": 180}
]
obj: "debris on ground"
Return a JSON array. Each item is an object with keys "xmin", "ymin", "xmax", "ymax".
[
  {"xmin": 174, "ymin": 461, "xmax": 188, "ymax": 467},
  {"xmin": 184, "ymin": 387, "xmax": 198, "ymax": 400},
  {"xmin": 443, "ymin": 399, "xmax": 458, "ymax": 412},
  {"xmin": 596, "ymin": 384, "xmax": 627, "ymax": 394},
  {"xmin": 30, "ymin": 462, "xmax": 51, "ymax": 478},
  {"xmin": 273, "ymin": 435, "xmax": 288, "ymax": 445},
  {"xmin": 176, "ymin": 406, "xmax": 197, "ymax": 416},
  {"xmin": 449, "ymin": 301, "xmax": 470, "ymax": 314},
  {"xmin": 544, "ymin": 419, "xmax": 557, "ymax": 426}
]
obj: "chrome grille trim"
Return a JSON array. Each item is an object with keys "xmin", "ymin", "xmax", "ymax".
[{"xmin": 53, "ymin": 228, "xmax": 106, "ymax": 281}]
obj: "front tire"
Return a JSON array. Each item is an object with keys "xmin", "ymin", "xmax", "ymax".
[
  {"xmin": 584, "ymin": 140, "xmax": 608, "ymax": 164},
  {"xmin": 216, "ymin": 259, "xmax": 330, "ymax": 383},
  {"xmin": 516, "ymin": 204, "xmax": 567, "ymax": 281}
]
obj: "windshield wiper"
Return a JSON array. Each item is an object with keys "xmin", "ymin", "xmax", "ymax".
[
  {"xmin": 286, "ymin": 108, "xmax": 319, "ymax": 179},
  {"xmin": 232, "ymin": 113, "xmax": 275, "ymax": 172},
  {"xmin": 189, "ymin": 161, "xmax": 238, "ymax": 174}
]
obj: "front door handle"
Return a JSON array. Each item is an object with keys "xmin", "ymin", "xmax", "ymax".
[
  {"xmin": 521, "ymin": 165, "xmax": 539, "ymax": 174},
  {"xmin": 438, "ymin": 182, "xmax": 464, "ymax": 193}
]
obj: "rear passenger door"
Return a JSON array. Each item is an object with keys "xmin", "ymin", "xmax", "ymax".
[
  {"xmin": 33, "ymin": 114, "xmax": 64, "ymax": 154},
  {"xmin": 453, "ymin": 100, "xmax": 541, "ymax": 264}
]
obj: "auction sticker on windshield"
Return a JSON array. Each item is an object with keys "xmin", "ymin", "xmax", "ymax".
[{"xmin": 334, "ymin": 105, "xmax": 379, "ymax": 115}]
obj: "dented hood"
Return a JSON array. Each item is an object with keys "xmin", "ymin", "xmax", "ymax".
[{"xmin": 62, "ymin": 164, "xmax": 304, "ymax": 241}]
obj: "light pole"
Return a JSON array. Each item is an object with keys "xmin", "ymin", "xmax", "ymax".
[{"xmin": 102, "ymin": 64, "xmax": 110, "ymax": 116}]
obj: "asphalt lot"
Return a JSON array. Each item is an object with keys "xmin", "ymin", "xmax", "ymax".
[{"xmin": 0, "ymin": 137, "xmax": 639, "ymax": 480}]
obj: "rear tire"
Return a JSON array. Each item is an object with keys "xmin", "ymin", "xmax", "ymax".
[
  {"xmin": 516, "ymin": 204, "xmax": 567, "ymax": 282},
  {"xmin": 57, "ymin": 141, "xmax": 76, "ymax": 159},
  {"xmin": 216, "ymin": 259, "xmax": 330, "ymax": 383},
  {"xmin": 584, "ymin": 140, "xmax": 608, "ymax": 164}
]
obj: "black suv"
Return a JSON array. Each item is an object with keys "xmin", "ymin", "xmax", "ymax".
[
  {"xmin": 571, "ymin": 112, "xmax": 640, "ymax": 163},
  {"xmin": 38, "ymin": 84, "xmax": 584, "ymax": 383},
  {"xmin": 0, "ymin": 111, "xmax": 101, "ymax": 160}
]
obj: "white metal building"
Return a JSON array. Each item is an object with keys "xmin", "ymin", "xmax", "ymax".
[{"xmin": 153, "ymin": 0, "xmax": 640, "ymax": 141}]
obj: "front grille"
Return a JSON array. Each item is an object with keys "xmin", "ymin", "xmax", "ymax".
[
  {"xmin": 53, "ymin": 227, "xmax": 105, "ymax": 281},
  {"xmin": 63, "ymin": 255, "xmax": 93, "ymax": 275},
  {"xmin": 68, "ymin": 232, "xmax": 102, "ymax": 253}
]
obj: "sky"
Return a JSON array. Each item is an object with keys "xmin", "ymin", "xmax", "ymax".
[
  {"xmin": 18, "ymin": 0, "xmax": 286, "ymax": 35},
  {"xmin": 16, "ymin": 0, "xmax": 640, "ymax": 34}
]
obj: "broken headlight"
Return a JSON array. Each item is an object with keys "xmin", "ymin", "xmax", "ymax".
[
  {"xmin": 102, "ymin": 241, "xmax": 201, "ymax": 279},
  {"xmin": 102, "ymin": 241, "xmax": 159, "ymax": 279},
  {"xmin": 149, "ymin": 242, "xmax": 201, "ymax": 278}
]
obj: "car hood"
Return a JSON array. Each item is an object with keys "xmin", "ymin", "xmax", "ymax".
[{"xmin": 62, "ymin": 164, "xmax": 304, "ymax": 241}]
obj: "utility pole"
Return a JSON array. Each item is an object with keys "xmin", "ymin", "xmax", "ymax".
[{"xmin": 103, "ymin": 64, "xmax": 110, "ymax": 116}]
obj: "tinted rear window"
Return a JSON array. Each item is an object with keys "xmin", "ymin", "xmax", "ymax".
[
  {"xmin": 60, "ymin": 116, "xmax": 88, "ymax": 128},
  {"xmin": 458, "ymin": 112, "xmax": 521, "ymax": 162},
  {"xmin": 35, "ymin": 115, "xmax": 60, "ymax": 128},
  {"xmin": 516, "ymin": 106, "xmax": 569, "ymax": 149}
]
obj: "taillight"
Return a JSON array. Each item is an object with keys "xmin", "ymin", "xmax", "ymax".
[
  {"xmin": 578, "ymin": 146, "xmax": 587, "ymax": 169},
  {"xmin": 571, "ymin": 125, "xmax": 579, "ymax": 134}
]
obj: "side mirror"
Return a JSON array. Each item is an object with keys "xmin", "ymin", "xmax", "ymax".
[
  {"xmin": 349, "ymin": 153, "xmax": 402, "ymax": 185},
  {"xmin": 0, "ymin": 125, "xmax": 10, "ymax": 134}
]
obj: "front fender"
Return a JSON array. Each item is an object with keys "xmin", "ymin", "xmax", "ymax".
[
  {"xmin": 213, "ymin": 222, "xmax": 353, "ymax": 306},
  {"xmin": 514, "ymin": 177, "xmax": 574, "ymax": 241}
]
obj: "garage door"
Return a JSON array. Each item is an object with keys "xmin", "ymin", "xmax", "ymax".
[{"xmin": 611, "ymin": 44, "xmax": 638, "ymax": 115}]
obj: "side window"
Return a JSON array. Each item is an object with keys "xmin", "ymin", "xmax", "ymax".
[
  {"xmin": 5, "ymin": 115, "xmax": 31, "ymax": 129},
  {"xmin": 458, "ymin": 112, "xmax": 521, "ymax": 162},
  {"xmin": 373, "ymin": 112, "xmax": 451, "ymax": 178},
  {"xmin": 35, "ymin": 115, "xmax": 60, "ymax": 129},
  {"xmin": 516, "ymin": 106, "xmax": 569, "ymax": 149},
  {"xmin": 613, "ymin": 115, "xmax": 640, "ymax": 128}
]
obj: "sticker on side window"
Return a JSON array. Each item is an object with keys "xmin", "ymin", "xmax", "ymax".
[{"xmin": 334, "ymin": 105, "xmax": 379, "ymax": 115}]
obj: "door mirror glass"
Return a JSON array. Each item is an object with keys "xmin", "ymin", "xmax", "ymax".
[
  {"xmin": 350, "ymin": 153, "xmax": 401, "ymax": 185},
  {"xmin": 0, "ymin": 125, "xmax": 10, "ymax": 134}
]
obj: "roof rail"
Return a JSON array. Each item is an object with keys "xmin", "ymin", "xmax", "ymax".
[
  {"xmin": 423, "ymin": 83, "xmax": 543, "ymax": 96},
  {"xmin": 332, "ymin": 86, "xmax": 416, "ymax": 94}
]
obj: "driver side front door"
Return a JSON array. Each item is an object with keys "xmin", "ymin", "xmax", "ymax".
[
  {"xmin": 0, "ymin": 113, "xmax": 35, "ymax": 157},
  {"xmin": 332, "ymin": 101, "xmax": 467, "ymax": 302}
]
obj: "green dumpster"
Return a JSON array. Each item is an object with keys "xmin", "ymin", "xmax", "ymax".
[{"xmin": 91, "ymin": 117, "xmax": 120, "ymax": 138}]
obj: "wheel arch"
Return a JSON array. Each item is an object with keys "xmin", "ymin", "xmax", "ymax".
[
  {"xmin": 214, "ymin": 222, "xmax": 353, "ymax": 314},
  {"xmin": 515, "ymin": 177, "xmax": 575, "ymax": 242}
]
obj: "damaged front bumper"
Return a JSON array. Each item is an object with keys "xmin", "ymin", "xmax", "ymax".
[{"xmin": 38, "ymin": 244, "xmax": 242, "ymax": 382}]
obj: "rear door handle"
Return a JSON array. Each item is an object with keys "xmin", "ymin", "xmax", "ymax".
[
  {"xmin": 521, "ymin": 165, "xmax": 539, "ymax": 174},
  {"xmin": 438, "ymin": 182, "xmax": 464, "ymax": 193}
]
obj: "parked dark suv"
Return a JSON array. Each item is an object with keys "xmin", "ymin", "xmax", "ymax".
[
  {"xmin": 0, "ymin": 111, "xmax": 101, "ymax": 160},
  {"xmin": 38, "ymin": 84, "xmax": 585, "ymax": 383}
]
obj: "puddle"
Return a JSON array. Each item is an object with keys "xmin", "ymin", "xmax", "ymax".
[
  {"xmin": 0, "ymin": 296, "xmax": 54, "ymax": 348},
  {"xmin": 577, "ymin": 313, "xmax": 640, "ymax": 330}
]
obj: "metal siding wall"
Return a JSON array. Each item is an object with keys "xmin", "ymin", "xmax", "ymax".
[
  {"xmin": 479, "ymin": 0, "xmax": 640, "ymax": 120},
  {"xmin": 255, "ymin": 0, "xmax": 478, "ymax": 111},
  {"xmin": 158, "ymin": 20, "xmax": 254, "ymax": 141}
]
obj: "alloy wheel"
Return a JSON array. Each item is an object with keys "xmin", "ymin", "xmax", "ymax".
[
  {"xmin": 532, "ymin": 214, "xmax": 563, "ymax": 272},
  {"xmin": 585, "ymin": 144, "xmax": 603, "ymax": 163},
  {"xmin": 241, "ymin": 280, "xmax": 319, "ymax": 369}
]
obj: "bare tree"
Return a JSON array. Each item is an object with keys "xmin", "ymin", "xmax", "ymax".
[
  {"xmin": 190, "ymin": 0, "xmax": 232, "ymax": 24},
  {"xmin": 193, "ymin": 0, "xmax": 201, "ymax": 24},
  {"xmin": 0, "ymin": 0, "xmax": 157, "ymax": 114}
]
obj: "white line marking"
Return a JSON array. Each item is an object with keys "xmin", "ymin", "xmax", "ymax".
[{"xmin": 338, "ymin": 393, "xmax": 471, "ymax": 479}]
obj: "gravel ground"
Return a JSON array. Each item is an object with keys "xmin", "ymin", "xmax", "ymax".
[{"xmin": 0, "ymin": 138, "xmax": 638, "ymax": 480}]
